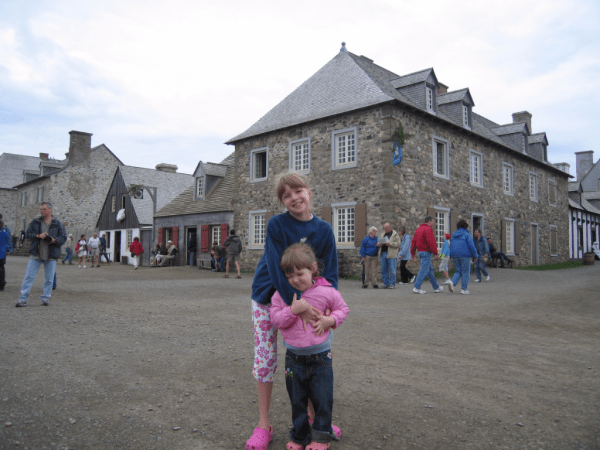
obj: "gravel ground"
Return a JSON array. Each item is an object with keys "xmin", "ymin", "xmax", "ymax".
[{"xmin": 0, "ymin": 256, "xmax": 599, "ymax": 450}]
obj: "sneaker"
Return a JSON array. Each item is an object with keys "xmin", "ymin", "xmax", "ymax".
[
  {"xmin": 383, "ymin": 285, "xmax": 390, "ymax": 289},
  {"xmin": 78, "ymin": 265, "xmax": 81, "ymax": 268},
  {"xmin": 448, "ymin": 282, "xmax": 454, "ymax": 293},
  {"xmin": 486, "ymin": 275, "xmax": 490, "ymax": 281},
  {"xmin": 373, "ymin": 285, "xmax": 379, "ymax": 289},
  {"xmin": 389, "ymin": 285, "xmax": 396, "ymax": 289},
  {"xmin": 461, "ymin": 289, "xmax": 470, "ymax": 295},
  {"xmin": 15, "ymin": 301, "xmax": 27, "ymax": 307},
  {"xmin": 475, "ymin": 279, "xmax": 481, "ymax": 282},
  {"xmin": 434, "ymin": 286, "xmax": 444, "ymax": 293},
  {"xmin": 410, "ymin": 276, "xmax": 416, "ymax": 283},
  {"xmin": 362, "ymin": 285, "xmax": 368, "ymax": 289},
  {"xmin": 42, "ymin": 300, "xmax": 49, "ymax": 306},
  {"xmin": 413, "ymin": 287, "xmax": 426, "ymax": 294},
  {"xmin": 398, "ymin": 282, "xmax": 408, "ymax": 285},
  {"xmin": 134, "ymin": 266, "xmax": 138, "ymax": 270},
  {"xmin": 83, "ymin": 265, "xmax": 86, "ymax": 268},
  {"xmin": 444, "ymin": 278, "xmax": 452, "ymax": 285}
]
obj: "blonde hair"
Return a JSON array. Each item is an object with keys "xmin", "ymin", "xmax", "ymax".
[
  {"xmin": 275, "ymin": 172, "xmax": 309, "ymax": 204},
  {"xmin": 280, "ymin": 243, "xmax": 320, "ymax": 278}
]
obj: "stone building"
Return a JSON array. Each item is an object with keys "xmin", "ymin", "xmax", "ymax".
[
  {"xmin": 226, "ymin": 44, "xmax": 570, "ymax": 276},
  {"xmin": 11, "ymin": 131, "xmax": 123, "ymax": 241}
]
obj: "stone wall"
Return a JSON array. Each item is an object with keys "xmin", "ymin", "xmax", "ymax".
[
  {"xmin": 0, "ymin": 189, "xmax": 17, "ymax": 233},
  {"xmin": 231, "ymin": 102, "xmax": 570, "ymax": 276}
]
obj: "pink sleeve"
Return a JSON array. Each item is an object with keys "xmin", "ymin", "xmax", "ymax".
[
  {"xmin": 270, "ymin": 291, "xmax": 299, "ymax": 330},
  {"xmin": 327, "ymin": 290, "xmax": 349, "ymax": 329}
]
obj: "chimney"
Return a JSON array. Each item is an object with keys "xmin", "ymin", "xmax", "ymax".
[
  {"xmin": 512, "ymin": 111, "xmax": 532, "ymax": 135},
  {"xmin": 575, "ymin": 150, "xmax": 594, "ymax": 181},
  {"xmin": 39, "ymin": 153, "xmax": 49, "ymax": 160},
  {"xmin": 155, "ymin": 163, "xmax": 178, "ymax": 173},
  {"xmin": 67, "ymin": 131, "xmax": 93, "ymax": 166},
  {"xmin": 438, "ymin": 83, "xmax": 448, "ymax": 95},
  {"xmin": 554, "ymin": 162, "xmax": 570, "ymax": 175}
]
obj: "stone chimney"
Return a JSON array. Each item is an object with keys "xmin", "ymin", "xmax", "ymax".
[
  {"xmin": 67, "ymin": 131, "xmax": 93, "ymax": 166},
  {"xmin": 39, "ymin": 152, "xmax": 49, "ymax": 160},
  {"xmin": 554, "ymin": 162, "xmax": 570, "ymax": 175},
  {"xmin": 575, "ymin": 150, "xmax": 594, "ymax": 181},
  {"xmin": 512, "ymin": 111, "xmax": 532, "ymax": 135},
  {"xmin": 438, "ymin": 83, "xmax": 448, "ymax": 95},
  {"xmin": 155, "ymin": 163, "xmax": 178, "ymax": 173}
]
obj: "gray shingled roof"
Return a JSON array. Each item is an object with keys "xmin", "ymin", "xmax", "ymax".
[
  {"xmin": 437, "ymin": 88, "xmax": 474, "ymax": 106},
  {"xmin": 582, "ymin": 198, "xmax": 600, "ymax": 214},
  {"xmin": 155, "ymin": 153, "xmax": 235, "ymax": 217},
  {"xmin": 491, "ymin": 123, "xmax": 528, "ymax": 136},
  {"xmin": 202, "ymin": 162, "xmax": 228, "ymax": 177},
  {"xmin": 528, "ymin": 133, "xmax": 548, "ymax": 145},
  {"xmin": 0, "ymin": 153, "xmax": 43, "ymax": 189},
  {"xmin": 389, "ymin": 68, "xmax": 434, "ymax": 88},
  {"xmin": 120, "ymin": 166, "xmax": 194, "ymax": 225}
]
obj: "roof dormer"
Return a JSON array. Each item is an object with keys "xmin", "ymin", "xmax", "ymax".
[
  {"xmin": 437, "ymin": 88, "xmax": 475, "ymax": 130},
  {"xmin": 491, "ymin": 123, "xmax": 529, "ymax": 154},
  {"xmin": 528, "ymin": 133, "xmax": 549, "ymax": 163},
  {"xmin": 192, "ymin": 161, "xmax": 227, "ymax": 201},
  {"xmin": 390, "ymin": 68, "xmax": 439, "ymax": 115}
]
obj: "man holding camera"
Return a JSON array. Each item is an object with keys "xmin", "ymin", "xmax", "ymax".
[{"xmin": 16, "ymin": 202, "xmax": 67, "ymax": 307}]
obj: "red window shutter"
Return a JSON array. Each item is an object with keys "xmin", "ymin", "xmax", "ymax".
[
  {"xmin": 201, "ymin": 225, "xmax": 210, "ymax": 252},
  {"xmin": 158, "ymin": 228, "xmax": 164, "ymax": 245},
  {"xmin": 172, "ymin": 226, "xmax": 179, "ymax": 247},
  {"xmin": 220, "ymin": 223, "xmax": 229, "ymax": 245}
]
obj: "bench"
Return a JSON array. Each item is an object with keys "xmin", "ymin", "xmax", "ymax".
[
  {"xmin": 488, "ymin": 256, "xmax": 515, "ymax": 268},
  {"xmin": 196, "ymin": 255, "xmax": 213, "ymax": 270}
]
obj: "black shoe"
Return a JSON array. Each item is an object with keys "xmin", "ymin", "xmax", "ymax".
[
  {"xmin": 362, "ymin": 285, "xmax": 368, "ymax": 288},
  {"xmin": 62, "ymin": 260, "xmax": 65, "ymax": 265},
  {"xmin": 373, "ymin": 285, "xmax": 379, "ymax": 289}
]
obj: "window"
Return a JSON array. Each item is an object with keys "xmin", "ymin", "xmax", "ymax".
[
  {"xmin": 21, "ymin": 218, "xmax": 26, "ymax": 232},
  {"xmin": 20, "ymin": 191, "xmax": 27, "ymax": 207},
  {"xmin": 250, "ymin": 148, "xmax": 268, "ymax": 182},
  {"xmin": 463, "ymin": 104, "xmax": 469, "ymax": 127},
  {"xmin": 426, "ymin": 86, "xmax": 433, "ymax": 112},
  {"xmin": 332, "ymin": 128, "xmax": 357, "ymax": 170},
  {"xmin": 121, "ymin": 194, "xmax": 127, "ymax": 209},
  {"xmin": 196, "ymin": 177, "xmax": 205, "ymax": 199},
  {"xmin": 550, "ymin": 225, "xmax": 558, "ymax": 256},
  {"xmin": 249, "ymin": 210, "xmax": 267, "ymax": 248},
  {"xmin": 578, "ymin": 226, "xmax": 583, "ymax": 249},
  {"xmin": 529, "ymin": 173, "xmax": 538, "ymax": 202},
  {"xmin": 111, "ymin": 196, "xmax": 116, "ymax": 213},
  {"xmin": 332, "ymin": 203, "xmax": 355, "ymax": 246},
  {"xmin": 211, "ymin": 225, "xmax": 221, "ymax": 247},
  {"xmin": 548, "ymin": 179, "xmax": 557, "ymax": 206},
  {"xmin": 290, "ymin": 138, "xmax": 310, "ymax": 174},
  {"xmin": 505, "ymin": 219, "xmax": 516, "ymax": 254},
  {"xmin": 126, "ymin": 230, "xmax": 132, "ymax": 247},
  {"xmin": 503, "ymin": 163, "xmax": 514, "ymax": 195},
  {"xmin": 434, "ymin": 209, "xmax": 450, "ymax": 252},
  {"xmin": 469, "ymin": 150, "xmax": 483, "ymax": 187},
  {"xmin": 432, "ymin": 137, "xmax": 449, "ymax": 179},
  {"xmin": 37, "ymin": 186, "xmax": 44, "ymax": 203}
]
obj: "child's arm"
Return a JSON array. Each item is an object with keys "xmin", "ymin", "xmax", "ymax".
[
  {"xmin": 270, "ymin": 292, "xmax": 300, "ymax": 330},
  {"xmin": 312, "ymin": 289, "xmax": 350, "ymax": 336}
]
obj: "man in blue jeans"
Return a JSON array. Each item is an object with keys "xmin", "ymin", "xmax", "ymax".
[
  {"xmin": 16, "ymin": 202, "xmax": 67, "ymax": 307},
  {"xmin": 377, "ymin": 223, "xmax": 401, "ymax": 289},
  {"xmin": 474, "ymin": 229, "xmax": 491, "ymax": 282},
  {"xmin": 410, "ymin": 216, "xmax": 442, "ymax": 294}
]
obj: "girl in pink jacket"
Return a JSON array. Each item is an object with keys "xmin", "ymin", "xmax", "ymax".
[{"xmin": 270, "ymin": 243, "xmax": 349, "ymax": 450}]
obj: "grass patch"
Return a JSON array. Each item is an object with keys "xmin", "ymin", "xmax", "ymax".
[{"xmin": 516, "ymin": 260, "xmax": 585, "ymax": 271}]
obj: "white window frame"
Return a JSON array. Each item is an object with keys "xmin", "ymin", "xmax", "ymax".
[
  {"xmin": 331, "ymin": 127, "xmax": 357, "ymax": 170},
  {"xmin": 529, "ymin": 172, "xmax": 539, "ymax": 202},
  {"xmin": 20, "ymin": 191, "xmax": 27, "ymax": 207},
  {"xmin": 505, "ymin": 218, "xmax": 516, "ymax": 255},
  {"xmin": 211, "ymin": 225, "xmax": 221, "ymax": 247},
  {"xmin": 463, "ymin": 104, "xmax": 469, "ymax": 127},
  {"xmin": 503, "ymin": 163, "xmax": 514, "ymax": 196},
  {"xmin": 469, "ymin": 150, "xmax": 483, "ymax": 188},
  {"xmin": 332, "ymin": 202, "xmax": 356, "ymax": 248},
  {"xmin": 434, "ymin": 207, "xmax": 450, "ymax": 253},
  {"xmin": 548, "ymin": 179, "xmax": 557, "ymax": 207},
  {"xmin": 432, "ymin": 136, "xmax": 450, "ymax": 179},
  {"xmin": 248, "ymin": 210, "xmax": 267, "ymax": 249},
  {"xmin": 196, "ymin": 177, "xmax": 205, "ymax": 200},
  {"xmin": 550, "ymin": 225, "xmax": 558, "ymax": 256},
  {"xmin": 250, "ymin": 147, "xmax": 268, "ymax": 182},
  {"xmin": 37, "ymin": 186, "xmax": 44, "ymax": 203},
  {"xmin": 126, "ymin": 230, "xmax": 133, "ymax": 247},
  {"xmin": 426, "ymin": 86, "xmax": 434, "ymax": 112},
  {"xmin": 289, "ymin": 138, "xmax": 311, "ymax": 174}
]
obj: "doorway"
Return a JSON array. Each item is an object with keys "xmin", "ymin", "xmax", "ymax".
[
  {"xmin": 115, "ymin": 231, "xmax": 122, "ymax": 264},
  {"xmin": 186, "ymin": 227, "xmax": 197, "ymax": 266},
  {"xmin": 531, "ymin": 223, "xmax": 539, "ymax": 265},
  {"xmin": 472, "ymin": 214, "xmax": 484, "ymax": 239}
]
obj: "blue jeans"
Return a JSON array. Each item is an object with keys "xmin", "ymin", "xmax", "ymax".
[
  {"xmin": 19, "ymin": 259, "xmax": 56, "ymax": 303},
  {"xmin": 285, "ymin": 350, "xmax": 335, "ymax": 445},
  {"xmin": 451, "ymin": 256, "xmax": 471, "ymax": 290},
  {"xmin": 414, "ymin": 251, "xmax": 439, "ymax": 290},
  {"xmin": 62, "ymin": 248, "xmax": 72, "ymax": 264},
  {"xmin": 100, "ymin": 250, "xmax": 110, "ymax": 263},
  {"xmin": 380, "ymin": 253, "xmax": 397, "ymax": 286},
  {"xmin": 474, "ymin": 257, "xmax": 489, "ymax": 281},
  {"xmin": 188, "ymin": 251, "xmax": 195, "ymax": 266}
]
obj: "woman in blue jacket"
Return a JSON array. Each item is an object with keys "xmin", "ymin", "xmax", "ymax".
[
  {"xmin": 0, "ymin": 219, "xmax": 13, "ymax": 291},
  {"xmin": 448, "ymin": 219, "xmax": 478, "ymax": 295},
  {"xmin": 360, "ymin": 226, "xmax": 379, "ymax": 288}
]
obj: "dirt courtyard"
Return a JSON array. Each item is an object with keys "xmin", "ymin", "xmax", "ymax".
[{"xmin": 0, "ymin": 256, "xmax": 599, "ymax": 450}]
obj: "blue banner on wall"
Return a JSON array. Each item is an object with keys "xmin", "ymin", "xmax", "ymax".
[{"xmin": 393, "ymin": 142, "xmax": 402, "ymax": 166}]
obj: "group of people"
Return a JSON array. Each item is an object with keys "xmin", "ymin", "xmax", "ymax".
[
  {"xmin": 210, "ymin": 229, "xmax": 243, "ymax": 278},
  {"xmin": 149, "ymin": 240, "xmax": 177, "ymax": 267},
  {"xmin": 61, "ymin": 232, "xmax": 111, "ymax": 268}
]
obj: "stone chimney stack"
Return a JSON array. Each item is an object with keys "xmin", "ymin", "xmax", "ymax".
[
  {"xmin": 575, "ymin": 150, "xmax": 594, "ymax": 181},
  {"xmin": 67, "ymin": 131, "xmax": 93, "ymax": 166},
  {"xmin": 554, "ymin": 162, "xmax": 570, "ymax": 174},
  {"xmin": 39, "ymin": 153, "xmax": 49, "ymax": 160},
  {"xmin": 155, "ymin": 163, "xmax": 178, "ymax": 173},
  {"xmin": 438, "ymin": 83, "xmax": 448, "ymax": 94},
  {"xmin": 512, "ymin": 111, "xmax": 532, "ymax": 135}
]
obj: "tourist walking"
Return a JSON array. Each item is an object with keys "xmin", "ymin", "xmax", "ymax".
[
  {"xmin": 76, "ymin": 235, "xmax": 88, "ymax": 268},
  {"xmin": 0, "ymin": 218, "xmax": 14, "ymax": 291},
  {"xmin": 377, "ymin": 223, "xmax": 401, "ymax": 289},
  {"xmin": 410, "ymin": 216, "xmax": 442, "ymax": 294},
  {"xmin": 62, "ymin": 234, "xmax": 74, "ymax": 265},
  {"xmin": 448, "ymin": 219, "xmax": 479, "ymax": 295},
  {"xmin": 473, "ymin": 229, "xmax": 491, "ymax": 282},
  {"xmin": 129, "ymin": 237, "xmax": 144, "ymax": 269},
  {"xmin": 397, "ymin": 226, "xmax": 415, "ymax": 285},
  {"xmin": 360, "ymin": 226, "xmax": 379, "ymax": 288},
  {"xmin": 223, "ymin": 229, "xmax": 243, "ymax": 278}
]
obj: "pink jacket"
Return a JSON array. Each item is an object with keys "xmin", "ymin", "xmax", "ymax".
[{"xmin": 271, "ymin": 277, "xmax": 349, "ymax": 348}]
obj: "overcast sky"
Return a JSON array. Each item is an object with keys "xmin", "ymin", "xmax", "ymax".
[{"xmin": 1, "ymin": 0, "xmax": 598, "ymax": 177}]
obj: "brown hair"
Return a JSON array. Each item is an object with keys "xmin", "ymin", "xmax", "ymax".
[
  {"xmin": 280, "ymin": 243, "xmax": 320, "ymax": 278},
  {"xmin": 275, "ymin": 173, "xmax": 309, "ymax": 204}
]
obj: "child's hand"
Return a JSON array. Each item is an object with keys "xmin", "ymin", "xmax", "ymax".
[
  {"xmin": 298, "ymin": 305, "xmax": 321, "ymax": 331},
  {"xmin": 312, "ymin": 316, "xmax": 336, "ymax": 337},
  {"xmin": 290, "ymin": 294, "xmax": 310, "ymax": 316}
]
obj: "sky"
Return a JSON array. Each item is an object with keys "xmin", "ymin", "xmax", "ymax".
[{"xmin": 1, "ymin": 0, "xmax": 599, "ymax": 178}]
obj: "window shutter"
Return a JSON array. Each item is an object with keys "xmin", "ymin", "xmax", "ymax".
[
  {"xmin": 501, "ymin": 220, "xmax": 507, "ymax": 253},
  {"xmin": 158, "ymin": 227, "xmax": 164, "ymax": 246},
  {"xmin": 200, "ymin": 225, "xmax": 210, "ymax": 252},
  {"xmin": 450, "ymin": 210, "xmax": 458, "ymax": 235},
  {"xmin": 266, "ymin": 211, "xmax": 274, "ymax": 224},
  {"xmin": 514, "ymin": 221, "xmax": 521, "ymax": 255},
  {"xmin": 551, "ymin": 228, "xmax": 558, "ymax": 254},
  {"xmin": 172, "ymin": 227, "xmax": 179, "ymax": 247},
  {"xmin": 354, "ymin": 203, "xmax": 367, "ymax": 247},
  {"xmin": 427, "ymin": 207, "xmax": 436, "ymax": 223},
  {"xmin": 321, "ymin": 207, "xmax": 332, "ymax": 225},
  {"xmin": 220, "ymin": 223, "xmax": 229, "ymax": 245}
]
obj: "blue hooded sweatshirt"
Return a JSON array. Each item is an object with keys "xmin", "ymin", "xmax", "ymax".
[{"xmin": 449, "ymin": 228, "xmax": 479, "ymax": 259}]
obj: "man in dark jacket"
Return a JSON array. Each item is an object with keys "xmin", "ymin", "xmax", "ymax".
[
  {"xmin": 212, "ymin": 242, "xmax": 227, "ymax": 272},
  {"xmin": 16, "ymin": 202, "xmax": 67, "ymax": 307},
  {"xmin": 187, "ymin": 233, "xmax": 197, "ymax": 266},
  {"xmin": 473, "ymin": 229, "xmax": 490, "ymax": 282},
  {"xmin": 223, "ymin": 229, "xmax": 243, "ymax": 278}
]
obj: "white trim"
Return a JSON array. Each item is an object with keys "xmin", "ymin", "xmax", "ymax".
[
  {"xmin": 432, "ymin": 136, "xmax": 450, "ymax": 179},
  {"xmin": 426, "ymin": 86, "xmax": 434, "ymax": 112},
  {"xmin": 196, "ymin": 176, "xmax": 205, "ymax": 200},
  {"xmin": 471, "ymin": 213, "xmax": 485, "ymax": 236},
  {"xmin": 289, "ymin": 138, "xmax": 311, "ymax": 174},
  {"xmin": 331, "ymin": 201, "xmax": 356, "ymax": 248},
  {"xmin": 248, "ymin": 209, "xmax": 267, "ymax": 249},
  {"xmin": 502, "ymin": 162, "xmax": 514, "ymax": 196},
  {"xmin": 504, "ymin": 218, "xmax": 516, "ymax": 256},
  {"xmin": 433, "ymin": 207, "xmax": 450, "ymax": 252},
  {"xmin": 331, "ymin": 127, "xmax": 357, "ymax": 170},
  {"xmin": 549, "ymin": 224, "xmax": 558, "ymax": 257},
  {"xmin": 530, "ymin": 222, "xmax": 539, "ymax": 266},
  {"xmin": 529, "ymin": 172, "xmax": 539, "ymax": 202},
  {"xmin": 250, "ymin": 147, "xmax": 268, "ymax": 183},
  {"xmin": 462, "ymin": 104, "xmax": 470, "ymax": 128},
  {"xmin": 469, "ymin": 149, "xmax": 484, "ymax": 188}
]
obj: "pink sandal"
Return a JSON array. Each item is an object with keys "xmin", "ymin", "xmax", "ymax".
[
  {"xmin": 246, "ymin": 426, "xmax": 273, "ymax": 450},
  {"xmin": 286, "ymin": 442, "xmax": 304, "ymax": 450},
  {"xmin": 308, "ymin": 419, "xmax": 341, "ymax": 439},
  {"xmin": 305, "ymin": 443, "xmax": 330, "ymax": 450}
]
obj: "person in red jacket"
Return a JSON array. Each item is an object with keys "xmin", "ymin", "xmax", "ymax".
[
  {"xmin": 129, "ymin": 237, "xmax": 144, "ymax": 269},
  {"xmin": 410, "ymin": 216, "xmax": 442, "ymax": 294}
]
